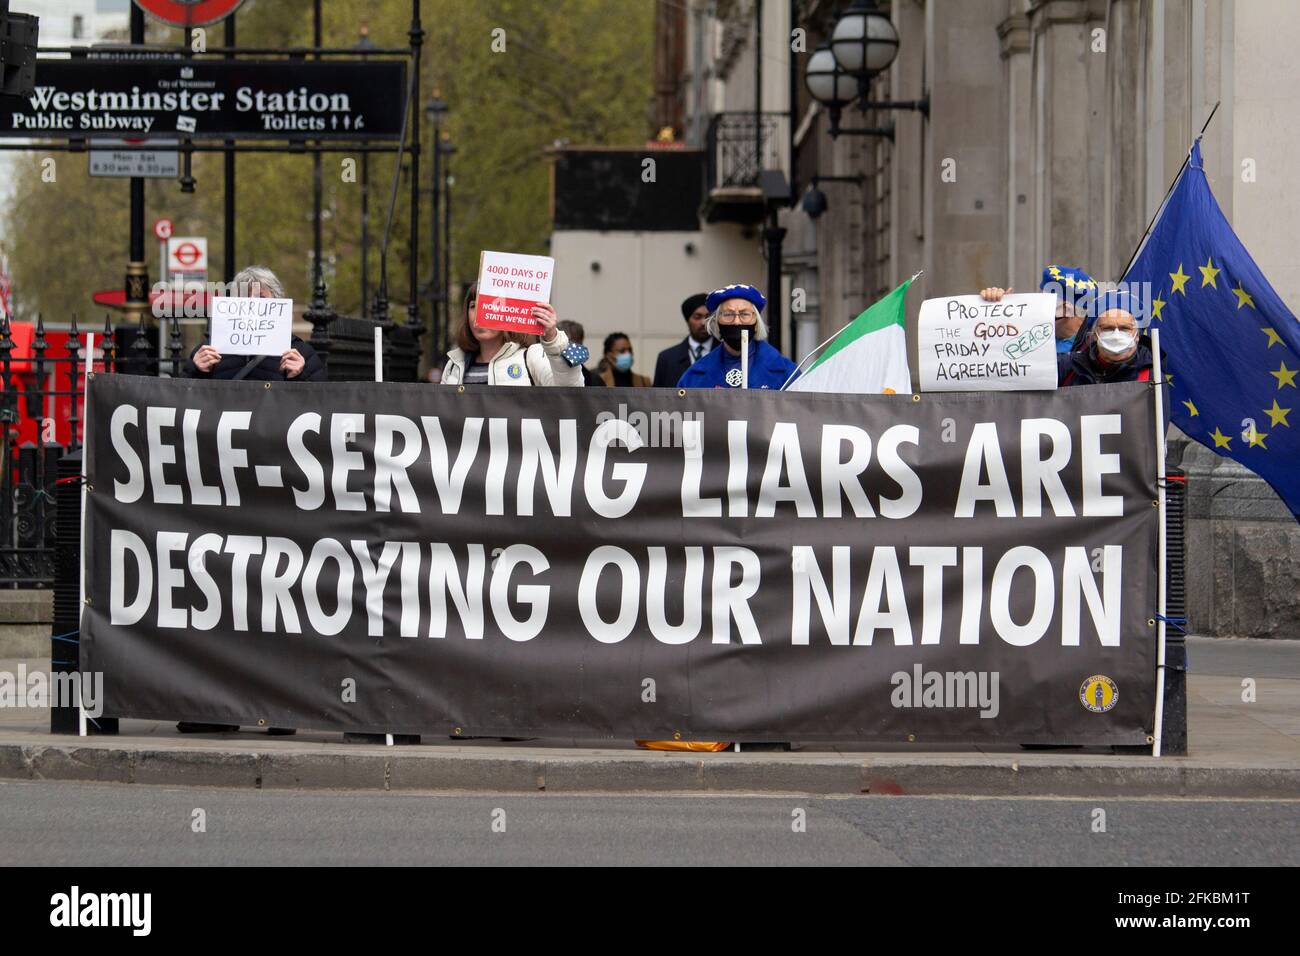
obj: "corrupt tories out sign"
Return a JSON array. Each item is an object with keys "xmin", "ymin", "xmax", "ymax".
[{"xmin": 82, "ymin": 375, "xmax": 1160, "ymax": 744}]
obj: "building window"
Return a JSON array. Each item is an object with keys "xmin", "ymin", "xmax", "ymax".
[{"xmin": 72, "ymin": 15, "xmax": 84, "ymax": 39}]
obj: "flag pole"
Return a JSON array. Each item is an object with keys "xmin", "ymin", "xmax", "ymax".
[
  {"xmin": 779, "ymin": 271, "xmax": 922, "ymax": 391},
  {"xmin": 1151, "ymin": 326, "xmax": 1168, "ymax": 757},
  {"xmin": 1119, "ymin": 102, "xmax": 1219, "ymax": 282}
]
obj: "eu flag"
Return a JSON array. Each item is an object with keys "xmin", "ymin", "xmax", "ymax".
[{"xmin": 1124, "ymin": 141, "xmax": 1300, "ymax": 521}]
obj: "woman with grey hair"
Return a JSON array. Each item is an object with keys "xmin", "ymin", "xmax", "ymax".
[
  {"xmin": 186, "ymin": 265, "xmax": 326, "ymax": 382},
  {"xmin": 676, "ymin": 283, "xmax": 797, "ymax": 389}
]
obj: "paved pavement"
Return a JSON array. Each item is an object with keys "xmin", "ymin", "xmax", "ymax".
[
  {"xmin": 1, "ymin": 780, "xmax": 1295, "ymax": 866},
  {"xmin": 0, "ymin": 637, "xmax": 1296, "ymax": 797}
]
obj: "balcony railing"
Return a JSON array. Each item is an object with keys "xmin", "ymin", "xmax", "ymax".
[{"xmin": 705, "ymin": 110, "xmax": 789, "ymax": 191}]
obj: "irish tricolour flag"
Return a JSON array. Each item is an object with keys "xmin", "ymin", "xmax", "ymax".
[{"xmin": 785, "ymin": 277, "xmax": 912, "ymax": 394}]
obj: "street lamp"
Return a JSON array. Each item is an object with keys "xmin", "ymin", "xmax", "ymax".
[
  {"xmin": 438, "ymin": 134, "xmax": 456, "ymax": 355},
  {"xmin": 804, "ymin": 43, "xmax": 856, "ymax": 112},
  {"xmin": 804, "ymin": 5, "xmax": 928, "ymax": 139},
  {"xmin": 829, "ymin": 0, "xmax": 899, "ymax": 78},
  {"xmin": 425, "ymin": 93, "xmax": 447, "ymax": 352},
  {"xmin": 805, "ymin": 42, "xmax": 894, "ymax": 140}
]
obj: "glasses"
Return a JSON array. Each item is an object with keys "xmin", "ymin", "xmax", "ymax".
[{"xmin": 719, "ymin": 310, "xmax": 756, "ymax": 322}]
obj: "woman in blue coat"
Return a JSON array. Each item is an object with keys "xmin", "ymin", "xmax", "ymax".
[{"xmin": 677, "ymin": 284, "xmax": 798, "ymax": 389}]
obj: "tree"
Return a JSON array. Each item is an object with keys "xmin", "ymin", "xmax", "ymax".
[{"xmin": 0, "ymin": 0, "xmax": 652, "ymax": 358}]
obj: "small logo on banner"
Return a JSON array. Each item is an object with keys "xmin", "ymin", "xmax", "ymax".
[
  {"xmin": 507, "ymin": 364, "xmax": 524, "ymax": 380},
  {"xmin": 1079, "ymin": 675, "xmax": 1119, "ymax": 713},
  {"xmin": 724, "ymin": 367, "xmax": 743, "ymax": 387}
]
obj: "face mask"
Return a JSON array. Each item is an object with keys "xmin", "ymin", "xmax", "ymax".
[
  {"xmin": 1096, "ymin": 329, "xmax": 1137, "ymax": 355},
  {"xmin": 614, "ymin": 352, "xmax": 634, "ymax": 372},
  {"xmin": 1056, "ymin": 335, "xmax": 1075, "ymax": 354},
  {"xmin": 719, "ymin": 324, "xmax": 753, "ymax": 350}
]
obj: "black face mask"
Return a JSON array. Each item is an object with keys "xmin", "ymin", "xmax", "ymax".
[{"xmin": 719, "ymin": 324, "xmax": 754, "ymax": 350}]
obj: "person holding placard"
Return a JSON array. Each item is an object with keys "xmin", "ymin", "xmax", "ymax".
[
  {"xmin": 676, "ymin": 284, "xmax": 797, "ymax": 390},
  {"xmin": 439, "ymin": 282, "xmax": 584, "ymax": 387},
  {"xmin": 979, "ymin": 264, "xmax": 1097, "ymax": 354},
  {"xmin": 1058, "ymin": 289, "xmax": 1155, "ymax": 387},
  {"xmin": 186, "ymin": 265, "xmax": 326, "ymax": 383}
]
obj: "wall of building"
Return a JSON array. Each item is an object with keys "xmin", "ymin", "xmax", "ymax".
[{"xmin": 549, "ymin": 224, "xmax": 764, "ymax": 377}]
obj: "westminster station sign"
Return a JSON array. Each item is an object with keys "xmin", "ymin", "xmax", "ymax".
[{"xmin": 0, "ymin": 59, "xmax": 407, "ymax": 141}]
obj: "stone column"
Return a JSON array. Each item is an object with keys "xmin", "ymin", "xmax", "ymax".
[
  {"xmin": 1028, "ymin": 0, "xmax": 1098, "ymax": 272},
  {"xmin": 999, "ymin": 8, "xmax": 1034, "ymax": 289},
  {"xmin": 922, "ymin": 0, "xmax": 1009, "ymax": 298}
]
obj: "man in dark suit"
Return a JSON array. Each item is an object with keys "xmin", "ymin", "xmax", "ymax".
[{"xmin": 652, "ymin": 293, "xmax": 718, "ymax": 388}]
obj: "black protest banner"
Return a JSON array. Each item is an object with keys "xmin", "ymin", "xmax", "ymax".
[{"xmin": 82, "ymin": 375, "xmax": 1159, "ymax": 744}]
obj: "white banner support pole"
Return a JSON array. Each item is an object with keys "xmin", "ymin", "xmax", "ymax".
[
  {"xmin": 1151, "ymin": 327, "xmax": 1168, "ymax": 757},
  {"xmin": 77, "ymin": 332, "xmax": 95, "ymax": 737}
]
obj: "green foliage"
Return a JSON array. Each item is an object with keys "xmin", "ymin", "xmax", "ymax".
[{"xmin": 0, "ymin": 0, "xmax": 652, "ymax": 325}]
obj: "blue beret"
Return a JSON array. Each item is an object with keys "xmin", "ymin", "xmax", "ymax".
[
  {"xmin": 706, "ymin": 283, "xmax": 767, "ymax": 314},
  {"xmin": 1040, "ymin": 265, "xmax": 1096, "ymax": 300},
  {"xmin": 1093, "ymin": 288, "xmax": 1139, "ymax": 317}
]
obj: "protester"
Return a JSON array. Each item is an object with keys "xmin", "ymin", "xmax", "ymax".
[
  {"xmin": 656, "ymin": 281, "xmax": 799, "ymax": 753},
  {"xmin": 677, "ymin": 284, "xmax": 798, "ymax": 389},
  {"xmin": 1058, "ymin": 289, "xmax": 1155, "ymax": 386},
  {"xmin": 598, "ymin": 332, "xmax": 651, "ymax": 387},
  {"xmin": 185, "ymin": 265, "xmax": 327, "ymax": 382},
  {"xmin": 179, "ymin": 264, "xmax": 320, "ymax": 737},
  {"xmin": 439, "ymin": 282, "xmax": 584, "ymax": 387},
  {"xmin": 558, "ymin": 319, "xmax": 603, "ymax": 387},
  {"xmin": 979, "ymin": 264, "xmax": 1097, "ymax": 354},
  {"xmin": 652, "ymin": 292, "xmax": 717, "ymax": 387}
]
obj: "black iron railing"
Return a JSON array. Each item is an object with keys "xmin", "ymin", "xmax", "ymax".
[
  {"xmin": 0, "ymin": 289, "xmax": 423, "ymax": 587},
  {"xmin": 704, "ymin": 110, "xmax": 789, "ymax": 191}
]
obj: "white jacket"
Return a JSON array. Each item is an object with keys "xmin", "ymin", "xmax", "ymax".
[{"xmin": 441, "ymin": 332, "xmax": 584, "ymax": 387}]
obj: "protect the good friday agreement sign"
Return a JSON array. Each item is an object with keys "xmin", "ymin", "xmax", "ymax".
[
  {"xmin": 83, "ymin": 375, "xmax": 1159, "ymax": 744},
  {"xmin": 209, "ymin": 296, "xmax": 293, "ymax": 356},
  {"xmin": 473, "ymin": 251, "xmax": 555, "ymax": 335},
  {"xmin": 919, "ymin": 292, "xmax": 1059, "ymax": 391}
]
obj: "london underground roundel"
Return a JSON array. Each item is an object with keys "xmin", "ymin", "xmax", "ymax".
[{"xmin": 133, "ymin": 0, "xmax": 246, "ymax": 28}]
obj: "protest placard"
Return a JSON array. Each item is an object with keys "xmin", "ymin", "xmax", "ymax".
[
  {"xmin": 473, "ymin": 250, "xmax": 555, "ymax": 335},
  {"xmin": 918, "ymin": 292, "xmax": 1058, "ymax": 391},
  {"xmin": 209, "ymin": 296, "xmax": 293, "ymax": 356}
]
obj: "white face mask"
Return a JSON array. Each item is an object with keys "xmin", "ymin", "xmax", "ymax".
[{"xmin": 1096, "ymin": 329, "xmax": 1137, "ymax": 355}]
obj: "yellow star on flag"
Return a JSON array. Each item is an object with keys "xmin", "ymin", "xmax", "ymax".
[
  {"xmin": 1271, "ymin": 361, "xmax": 1298, "ymax": 390},
  {"xmin": 1263, "ymin": 326, "xmax": 1285, "ymax": 349},
  {"xmin": 1264, "ymin": 400, "xmax": 1291, "ymax": 427},
  {"xmin": 1049, "ymin": 266, "xmax": 1062, "ymax": 279},
  {"xmin": 1182, "ymin": 399, "xmax": 1198, "ymax": 416},
  {"xmin": 1247, "ymin": 428, "xmax": 1269, "ymax": 449},
  {"xmin": 1151, "ymin": 295, "xmax": 1167, "ymax": 322},
  {"xmin": 1198, "ymin": 255, "xmax": 1220, "ymax": 288},
  {"xmin": 1169, "ymin": 264, "xmax": 1190, "ymax": 295},
  {"xmin": 1210, "ymin": 427, "xmax": 1232, "ymax": 449},
  {"xmin": 1232, "ymin": 282, "xmax": 1255, "ymax": 309}
]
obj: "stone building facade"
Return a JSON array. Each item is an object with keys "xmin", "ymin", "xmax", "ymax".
[{"xmin": 659, "ymin": 0, "xmax": 1300, "ymax": 637}]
